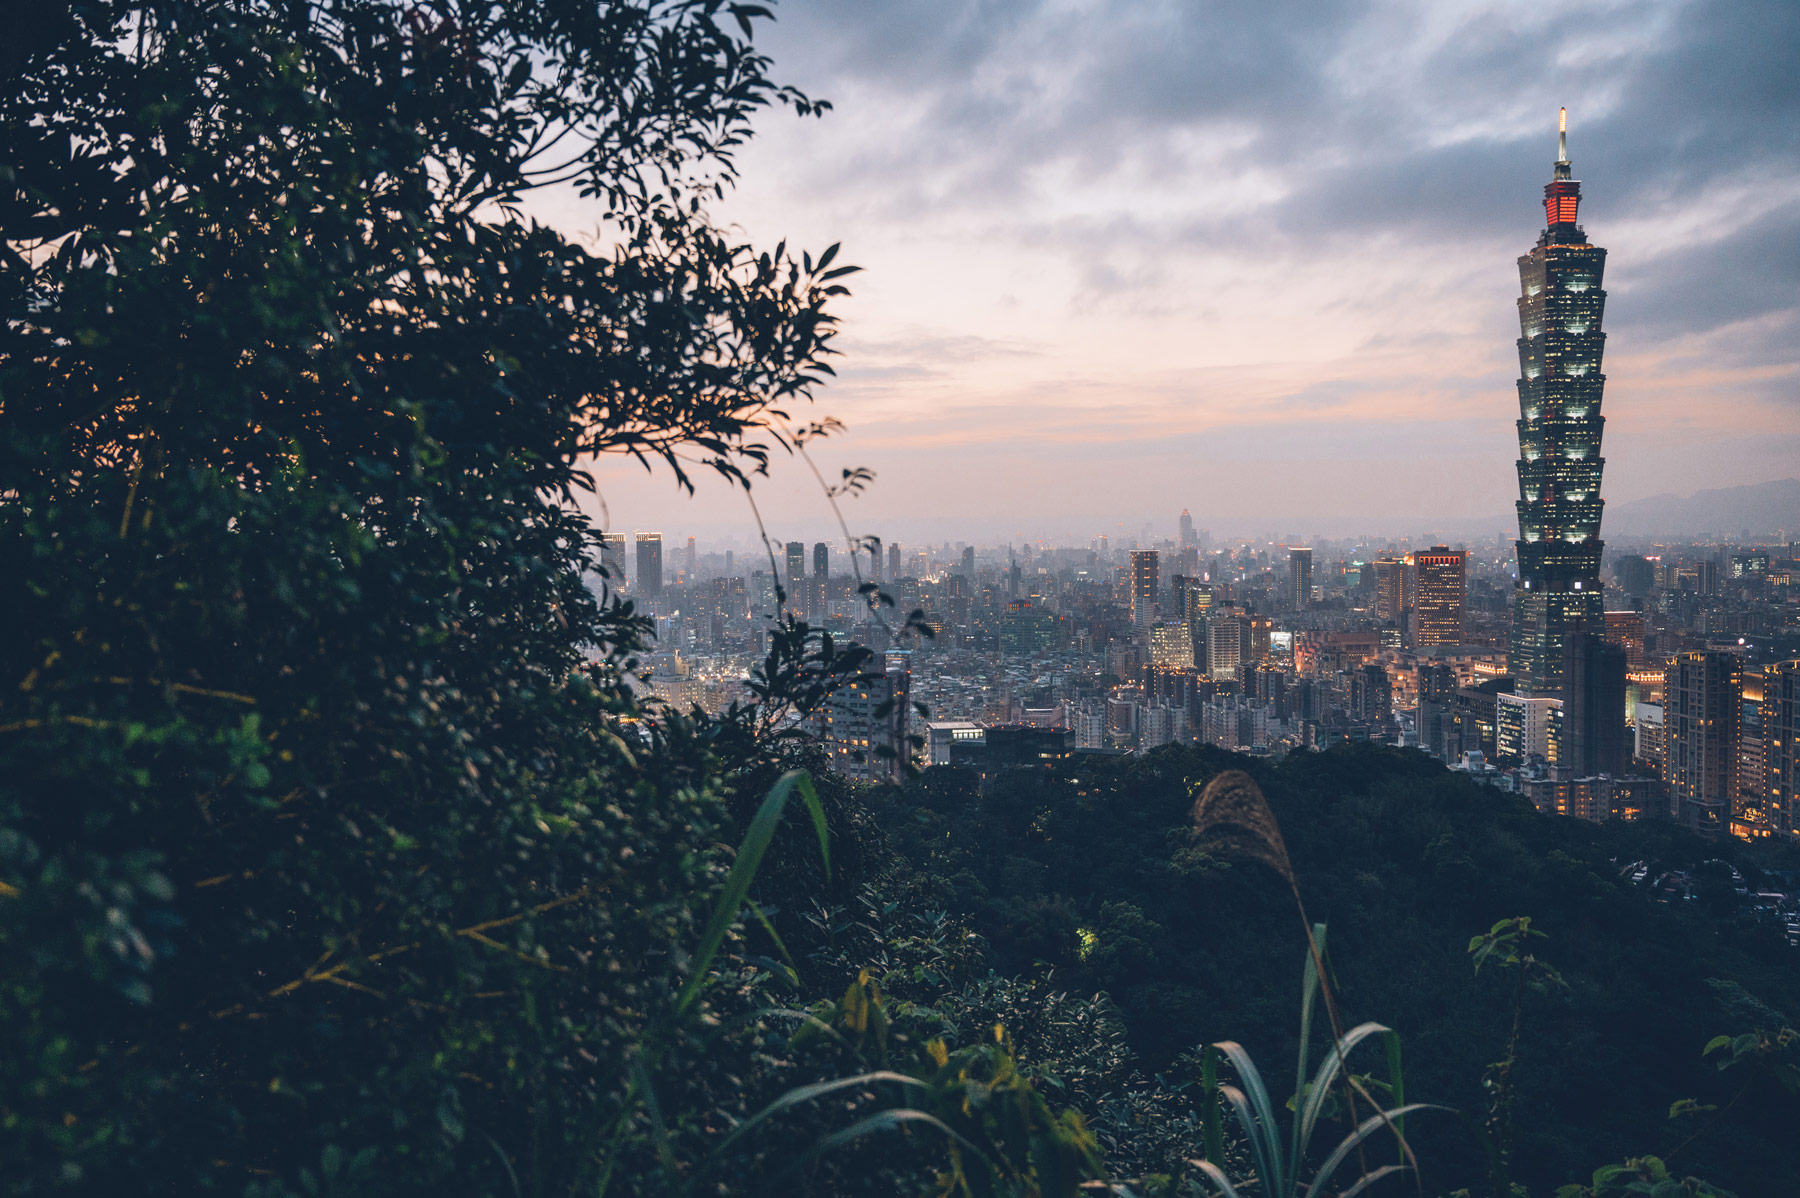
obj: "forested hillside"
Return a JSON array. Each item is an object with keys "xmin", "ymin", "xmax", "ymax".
[{"xmin": 857, "ymin": 745, "xmax": 1800, "ymax": 1195}]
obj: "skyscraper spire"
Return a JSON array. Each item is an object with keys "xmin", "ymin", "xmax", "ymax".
[{"xmin": 1555, "ymin": 107, "xmax": 1572, "ymax": 180}]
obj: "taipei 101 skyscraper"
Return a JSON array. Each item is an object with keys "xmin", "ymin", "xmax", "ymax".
[{"xmin": 1510, "ymin": 110, "xmax": 1608, "ymax": 698}]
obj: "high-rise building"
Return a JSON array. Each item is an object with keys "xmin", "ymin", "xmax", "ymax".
[
  {"xmin": 1130, "ymin": 550, "xmax": 1159, "ymax": 628},
  {"xmin": 1411, "ymin": 546, "xmax": 1466, "ymax": 648},
  {"xmin": 868, "ymin": 539, "xmax": 883, "ymax": 583},
  {"xmin": 1205, "ymin": 610, "xmax": 1249, "ymax": 681},
  {"xmin": 1180, "ymin": 509, "xmax": 1196, "ymax": 548},
  {"xmin": 1665, "ymin": 650, "xmax": 1741, "ymax": 835},
  {"xmin": 1288, "ymin": 547, "xmax": 1313, "ymax": 613},
  {"xmin": 1510, "ymin": 110, "xmax": 1609, "ymax": 698},
  {"xmin": 1764, "ymin": 660, "xmax": 1800, "ymax": 839},
  {"xmin": 599, "ymin": 533, "xmax": 627, "ymax": 584},
  {"xmin": 1148, "ymin": 622, "xmax": 1194, "ymax": 669},
  {"xmin": 635, "ymin": 533, "xmax": 664, "ymax": 601},
  {"xmin": 811, "ymin": 660, "xmax": 911, "ymax": 783},
  {"xmin": 812, "ymin": 541, "xmax": 829, "ymax": 617},
  {"xmin": 1563, "ymin": 631, "xmax": 1627, "ymax": 777},
  {"xmin": 961, "ymin": 545, "xmax": 975, "ymax": 577},
  {"xmin": 1372, "ymin": 557, "xmax": 1407, "ymax": 628},
  {"xmin": 784, "ymin": 541, "xmax": 805, "ymax": 613},
  {"xmin": 1497, "ymin": 691, "xmax": 1561, "ymax": 764},
  {"xmin": 888, "ymin": 542, "xmax": 902, "ymax": 582},
  {"xmin": 1735, "ymin": 667, "xmax": 1768, "ymax": 838},
  {"xmin": 685, "ymin": 535, "xmax": 697, "ymax": 579}
]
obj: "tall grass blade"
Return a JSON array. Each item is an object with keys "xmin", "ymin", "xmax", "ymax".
[
  {"xmin": 718, "ymin": 1070, "xmax": 926, "ymax": 1153},
  {"xmin": 1293, "ymin": 922, "xmax": 1326, "ymax": 1176},
  {"xmin": 674, "ymin": 769, "xmax": 829, "ymax": 1021},
  {"xmin": 786, "ymin": 1108, "xmax": 995, "ymax": 1179},
  {"xmin": 1189, "ymin": 1156, "xmax": 1247, "ymax": 1198},
  {"xmin": 629, "ymin": 1051, "xmax": 677, "ymax": 1179},
  {"xmin": 745, "ymin": 897, "xmax": 797, "ymax": 972},
  {"xmin": 1339, "ymin": 1163, "xmax": 1408, "ymax": 1197},
  {"xmin": 1202, "ymin": 1044, "xmax": 1224, "ymax": 1166},
  {"xmin": 1218, "ymin": 1080, "xmax": 1282, "ymax": 1198},
  {"xmin": 1310, "ymin": 1103, "xmax": 1446, "ymax": 1196},
  {"xmin": 1299, "ymin": 1022, "xmax": 1393, "ymax": 1157},
  {"xmin": 1384, "ymin": 1029, "xmax": 1406, "ymax": 1163}
]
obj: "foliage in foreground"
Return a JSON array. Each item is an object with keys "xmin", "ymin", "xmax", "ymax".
[{"xmin": 0, "ymin": 0, "xmax": 904, "ymax": 1192}]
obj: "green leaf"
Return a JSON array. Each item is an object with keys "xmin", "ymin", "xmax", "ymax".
[{"xmin": 673, "ymin": 769, "xmax": 828, "ymax": 1021}]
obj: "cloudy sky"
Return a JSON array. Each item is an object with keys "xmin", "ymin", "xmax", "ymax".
[{"xmin": 546, "ymin": 0, "xmax": 1800, "ymax": 548}]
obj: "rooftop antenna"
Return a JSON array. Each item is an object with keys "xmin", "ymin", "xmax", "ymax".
[{"xmin": 1557, "ymin": 107, "xmax": 1569, "ymax": 164}]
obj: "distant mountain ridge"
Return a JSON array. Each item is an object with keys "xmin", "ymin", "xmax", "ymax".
[{"xmin": 1605, "ymin": 478, "xmax": 1800, "ymax": 538}]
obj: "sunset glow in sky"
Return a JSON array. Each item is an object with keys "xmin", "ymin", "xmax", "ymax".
[{"xmin": 537, "ymin": 0, "xmax": 1800, "ymax": 547}]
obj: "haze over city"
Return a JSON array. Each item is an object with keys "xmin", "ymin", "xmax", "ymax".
[{"xmin": 530, "ymin": 0, "xmax": 1800, "ymax": 546}]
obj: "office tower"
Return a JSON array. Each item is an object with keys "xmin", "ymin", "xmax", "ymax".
[
  {"xmin": 1765, "ymin": 660, "xmax": 1800, "ymax": 837},
  {"xmin": 1411, "ymin": 546, "xmax": 1466, "ymax": 647},
  {"xmin": 1205, "ymin": 611, "xmax": 1249, "ymax": 681},
  {"xmin": 1417, "ymin": 664, "xmax": 1458, "ymax": 759},
  {"xmin": 812, "ymin": 541, "xmax": 829, "ymax": 617},
  {"xmin": 888, "ymin": 542, "xmax": 902, "ymax": 581},
  {"xmin": 724, "ymin": 549, "xmax": 734, "ymax": 577},
  {"xmin": 1130, "ymin": 550, "xmax": 1160, "ymax": 628},
  {"xmin": 1349, "ymin": 664, "xmax": 1392, "ymax": 727},
  {"xmin": 685, "ymin": 535, "xmax": 696, "ymax": 578},
  {"xmin": 1373, "ymin": 557, "xmax": 1407, "ymax": 627},
  {"xmin": 1149, "ymin": 622, "xmax": 1194, "ymax": 669},
  {"xmin": 1603, "ymin": 609, "xmax": 1648, "ymax": 669},
  {"xmin": 1288, "ymin": 546, "xmax": 1313, "ymax": 613},
  {"xmin": 1563, "ymin": 631, "xmax": 1627, "ymax": 777},
  {"xmin": 1510, "ymin": 110, "xmax": 1609, "ymax": 698},
  {"xmin": 784, "ymin": 541, "xmax": 805, "ymax": 612},
  {"xmin": 1496, "ymin": 692, "xmax": 1561, "ymax": 763},
  {"xmin": 599, "ymin": 533, "xmax": 627, "ymax": 583},
  {"xmin": 1665, "ymin": 650, "xmax": 1741, "ymax": 835},
  {"xmin": 635, "ymin": 532, "xmax": 664, "ymax": 601},
  {"xmin": 810, "ymin": 659, "xmax": 910, "ymax": 783},
  {"xmin": 961, "ymin": 545, "xmax": 975, "ymax": 577},
  {"xmin": 1736, "ymin": 667, "xmax": 1767, "ymax": 836},
  {"xmin": 1169, "ymin": 575, "xmax": 1206, "ymax": 622},
  {"xmin": 868, "ymin": 539, "xmax": 883, "ymax": 583},
  {"xmin": 1180, "ymin": 509, "xmax": 1196, "ymax": 547}
]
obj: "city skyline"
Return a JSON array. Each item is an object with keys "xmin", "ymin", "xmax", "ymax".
[{"xmin": 530, "ymin": 0, "xmax": 1800, "ymax": 545}]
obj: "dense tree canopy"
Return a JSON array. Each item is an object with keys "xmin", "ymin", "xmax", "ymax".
[
  {"xmin": 0, "ymin": 1, "xmax": 875, "ymax": 1192},
  {"xmin": 867, "ymin": 744, "xmax": 1800, "ymax": 1195}
]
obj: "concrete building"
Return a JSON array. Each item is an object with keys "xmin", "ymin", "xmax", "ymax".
[
  {"xmin": 1130, "ymin": 550, "xmax": 1160, "ymax": 629},
  {"xmin": 1410, "ymin": 546, "xmax": 1466, "ymax": 648},
  {"xmin": 1497, "ymin": 691, "xmax": 1562, "ymax": 764},
  {"xmin": 1289, "ymin": 546, "xmax": 1313, "ymax": 613},
  {"xmin": 635, "ymin": 532, "xmax": 664, "ymax": 602},
  {"xmin": 1665, "ymin": 650, "xmax": 1742, "ymax": 835},
  {"xmin": 1563, "ymin": 631, "xmax": 1628, "ymax": 777}
]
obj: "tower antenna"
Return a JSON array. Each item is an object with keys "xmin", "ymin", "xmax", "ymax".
[{"xmin": 1558, "ymin": 107, "xmax": 1568, "ymax": 164}]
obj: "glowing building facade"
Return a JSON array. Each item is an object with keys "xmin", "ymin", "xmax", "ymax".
[{"xmin": 1511, "ymin": 111, "xmax": 1609, "ymax": 697}]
